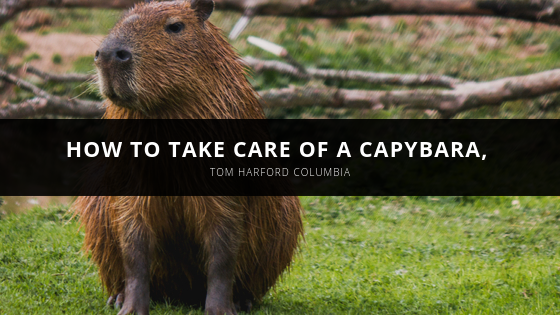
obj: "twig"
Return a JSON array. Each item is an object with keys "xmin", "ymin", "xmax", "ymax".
[{"xmin": 26, "ymin": 66, "xmax": 95, "ymax": 83}]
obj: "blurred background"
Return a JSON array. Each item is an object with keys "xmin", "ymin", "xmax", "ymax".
[{"xmin": 3, "ymin": 3, "xmax": 560, "ymax": 121}]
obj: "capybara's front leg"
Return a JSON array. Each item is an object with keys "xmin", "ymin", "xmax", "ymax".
[
  {"xmin": 118, "ymin": 226, "xmax": 151, "ymax": 315},
  {"xmin": 205, "ymin": 221, "xmax": 241, "ymax": 315}
]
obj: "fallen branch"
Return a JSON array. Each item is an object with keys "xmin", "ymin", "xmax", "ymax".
[
  {"xmin": 4, "ymin": 0, "xmax": 560, "ymax": 27},
  {"xmin": 260, "ymin": 68, "xmax": 560, "ymax": 117},
  {"xmin": 0, "ymin": 69, "xmax": 103, "ymax": 118},
  {"xmin": 3, "ymin": 67, "xmax": 560, "ymax": 118},
  {"xmin": 245, "ymin": 37, "xmax": 463, "ymax": 88},
  {"xmin": 243, "ymin": 56, "xmax": 462, "ymax": 88},
  {"xmin": 26, "ymin": 66, "xmax": 94, "ymax": 83},
  {"xmin": 214, "ymin": 0, "xmax": 560, "ymax": 23}
]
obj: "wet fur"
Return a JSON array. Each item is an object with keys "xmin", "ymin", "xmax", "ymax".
[
  {"xmin": 73, "ymin": 0, "xmax": 303, "ymax": 310},
  {"xmin": 75, "ymin": 196, "xmax": 302, "ymax": 305}
]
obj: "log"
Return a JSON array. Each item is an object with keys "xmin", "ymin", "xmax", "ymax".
[
  {"xmin": 260, "ymin": 68, "xmax": 560, "ymax": 117},
  {"xmin": 0, "ymin": 69, "xmax": 103, "ymax": 118},
  {"xmin": 3, "ymin": 0, "xmax": 560, "ymax": 27}
]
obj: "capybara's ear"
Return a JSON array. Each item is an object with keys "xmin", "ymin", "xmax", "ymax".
[{"xmin": 191, "ymin": 0, "xmax": 214, "ymax": 21}]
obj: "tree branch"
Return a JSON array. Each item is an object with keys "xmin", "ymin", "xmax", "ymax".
[
  {"xmin": 3, "ymin": 0, "xmax": 560, "ymax": 27},
  {"xmin": 25, "ymin": 66, "xmax": 95, "ymax": 83},
  {"xmin": 214, "ymin": 0, "xmax": 560, "ymax": 23},
  {"xmin": 0, "ymin": 69, "xmax": 103, "ymax": 118},
  {"xmin": 243, "ymin": 56, "xmax": 462, "ymax": 88},
  {"xmin": 260, "ymin": 68, "xmax": 560, "ymax": 116}
]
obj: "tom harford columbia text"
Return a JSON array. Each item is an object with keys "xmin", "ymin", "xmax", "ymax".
[{"xmin": 210, "ymin": 168, "xmax": 351, "ymax": 177}]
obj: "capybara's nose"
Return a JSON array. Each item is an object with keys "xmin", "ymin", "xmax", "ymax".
[{"xmin": 95, "ymin": 47, "xmax": 132, "ymax": 64}]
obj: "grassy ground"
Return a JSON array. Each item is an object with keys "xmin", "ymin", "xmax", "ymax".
[
  {"xmin": 1, "ymin": 197, "xmax": 560, "ymax": 314},
  {"xmin": 3, "ymin": 9, "xmax": 560, "ymax": 118}
]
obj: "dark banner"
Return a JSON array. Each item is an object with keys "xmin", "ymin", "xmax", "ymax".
[{"xmin": 0, "ymin": 119, "xmax": 558, "ymax": 196}]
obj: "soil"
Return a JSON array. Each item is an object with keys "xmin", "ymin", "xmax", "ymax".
[{"xmin": 11, "ymin": 32, "xmax": 103, "ymax": 73}]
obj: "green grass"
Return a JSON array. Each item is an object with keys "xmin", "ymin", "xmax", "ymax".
[
  {"xmin": 51, "ymin": 53, "xmax": 62, "ymax": 64},
  {"xmin": 72, "ymin": 56, "xmax": 95, "ymax": 73},
  {"xmin": 1, "ymin": 197, "xmax": 560, "ymax": 314},
  {"xmin": 0, "ymin": 33, "xmax": 27, "ymax": 60},
  {"xmin": 22, "ymin": 52, "xmax": 41, "ymax": 63}
]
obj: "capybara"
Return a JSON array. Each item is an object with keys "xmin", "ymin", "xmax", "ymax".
[{"xmin": 73, "ymin": 1, "xmax": 303, "ymax": 314}]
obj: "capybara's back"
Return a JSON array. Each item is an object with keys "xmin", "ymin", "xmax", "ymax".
[{"xmin": 73, "ymin": 1, "xmax": 303, "ymax": 315}]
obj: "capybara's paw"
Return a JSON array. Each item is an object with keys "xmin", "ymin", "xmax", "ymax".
[
  {"xmin": 234, "ymin": 298, "xmax": 253, "ymax": 313},
  {"xmin": 206, "ymin": 305, "xmax": 238, "ymax": 315},
  {"xmin": 117, "ymin": 298, "xmax": 149, "ymax": 315},
  {"xmin": 109, "ymin": 293, "xmax": 148, "ymax": 315},
  {"xmin": 107, "ymin": 293, "xmax": 124, "ymax": 309}
]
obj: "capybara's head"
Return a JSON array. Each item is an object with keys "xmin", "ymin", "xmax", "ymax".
[{"xmin": 95, "ymin": 0, "xmax": 250, "ymax": 116}]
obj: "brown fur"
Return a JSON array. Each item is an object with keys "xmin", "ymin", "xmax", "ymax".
[{"xmin": 73, "ymin": 0, "xmax": 303, "ymax": 310}]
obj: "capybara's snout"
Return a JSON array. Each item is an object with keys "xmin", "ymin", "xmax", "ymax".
[
  {"xmin": 95, "ymin": 36, "xmax": 133, "ymax": 71},
  {"xmin": 95, "ymin": 36, "xmax": 137, "ymax": 107}
]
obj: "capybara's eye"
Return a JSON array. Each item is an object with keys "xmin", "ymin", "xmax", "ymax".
[{"xmin": 165, "ymin": 22, "xmax": 185, "ymax": 34}]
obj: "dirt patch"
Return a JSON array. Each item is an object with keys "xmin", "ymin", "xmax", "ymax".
[
  {"xmin": 1, "ymin": 196, "xmax": 72, "ymax": 214},
  {"xmin": 10, "ymin": 32, "xmax": 104, "ymax": 73}
]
